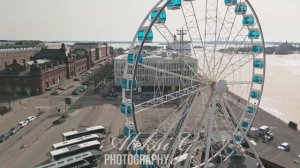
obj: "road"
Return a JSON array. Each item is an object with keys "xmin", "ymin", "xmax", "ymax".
[
  {"xmin": 0, "ymin": 68, "xmax": 125, "ymax": 167},
  {"xmin": 0, "ymin": 87, "xmax": 124, "ymax": 168}
]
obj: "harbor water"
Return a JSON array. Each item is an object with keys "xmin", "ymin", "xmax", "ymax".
[{"xmin": 261, "ymin": 54, "xmax": 300, "ymax": 125}]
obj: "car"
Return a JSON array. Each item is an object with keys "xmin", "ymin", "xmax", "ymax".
[
  {"xmin": 73, "ymin": 77, "xmax": 81, "ymax": 81},
  {"xmin": 26, "ymin": 116, "xmax": 36, "ymax": 122},
  {"xmin": 36, "ymin": 111, "xmax": 45, "ymax": 118},
  {"xmin": 278, "ymin": 142, "xmax": 291, "ymax": 152},
  {"xmin": 76, "ymin": 86, "xmax": 85, "ymax": 92},
  {"xmin": 51, "ymin": 90, "xmax": 62, "ymax": 95},
  {"xmin": 9, "ymin": 125, "xmax": 21, "ymax": 135},
  {"xmin": 58, "ymin": 87, "xmax": 65, "ymax": 90},
  {"xmin": 52, "ymin": 118, "xmax": 66, "ymax": 125},
  {"xmin": 0, "ymin": 133, "xmax": 10, "ymax": 143},
  {"xmin": 72, "ymin": 90, "xmax": 81, "ymax": 95},
  {"xmin": 18, "ymin": 120, "xmax": 29, "ymax": 128}
]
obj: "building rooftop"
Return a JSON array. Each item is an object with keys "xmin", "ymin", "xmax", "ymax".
[
  {"xmin": 114, "ymin": 51, "xmax": 195, "ymax": 61},
  {"xmin": 34, "ymin": 48, "xmax": 67, "ymax": 61},
  {"xmin": 26, "ymin": 59, "xmax": 50, "ymax": 65},
  {"xmin": 0, "ymin": 60, "xmax": 29, "ymax": 76}
]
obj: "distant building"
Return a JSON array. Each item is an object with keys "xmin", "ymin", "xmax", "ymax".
[
  {"xmin": 71, "ymin": 43, "xmax": 112, "ymax": 66},
  {"xmin": 0, "ymin": 43, "xmax": 41, "ymax": 71},
  {"xmin": 114, "ymin": 51, "xmax": 198, "ymax": 92},
  {"xmin": 275, "ymin": 41, "xmax": 295, "ymax": 55},
  {"xmin": 0, "ymin": 44, "xmax": 88, "ymax": 95},
  {"xmin": 0, "ymin": 42, "xmax": 113, "ymax": 95}
]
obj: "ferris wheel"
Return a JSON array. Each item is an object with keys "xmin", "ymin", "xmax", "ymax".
[{"xmin": 119, "ymin": 0, "xmax": 266, "ymax": 167}]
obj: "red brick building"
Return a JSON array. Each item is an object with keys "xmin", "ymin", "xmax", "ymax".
[
  {"xmin": 0, "ymin": 43, "xmax": 112, "ymax": 95},
  {"xmin": 72, "ymin": 43, "xmax": 112, "ymax": 65},
  {"xmin": 0, "ymin": 47, "xmax": 39, "ymax": 71}
]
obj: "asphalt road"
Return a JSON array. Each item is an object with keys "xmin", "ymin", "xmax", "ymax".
[
  {"xmin": 0, "ymin": 88, "xmax": 124, "ymax": 168},
  {"xmin": 0, "ymin": 77, "xmax": 89, "ymax": 167}
]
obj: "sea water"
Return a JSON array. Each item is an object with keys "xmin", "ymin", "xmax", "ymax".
[{"xmin": 261, "ymin": 54, "xmax": 300, "ymax": 125}]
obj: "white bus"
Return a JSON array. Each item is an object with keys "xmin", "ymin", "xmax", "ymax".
[
  {"xmin": 63, "ymin": 126, "xmax": 106, "ymax": 141},
  {"xmin": 52, "ymin": 134, "xmax": 100, "ymax": 150},
  {"xmin": 172, "ymin": 153, "xmax": 194, "ymax": 167},
  {"xmin": 36, "ymin": 151, "xmax": 98, "ymax": 168},
  {"xmin": 50, "ymin": 141, "xmax": 101, "ymax": 161}
]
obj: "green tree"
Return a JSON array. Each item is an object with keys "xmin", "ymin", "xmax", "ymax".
[{"xmin": 4, "ymin": 84, "xmax": 12, "ymax": 110}]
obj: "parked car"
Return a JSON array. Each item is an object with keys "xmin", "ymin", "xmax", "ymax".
[
  {"xmin": 76, "ymin": 86, "xmax": 86, "ymax": 92},
  {"xmin": 36, "ymin": 111, "xmax": 45, "ymax": 118},
  {"xmin": 53, "ymin": 118, "xmax": 66, "ymax": 125},
  {"xmin": 51, "ymin": 90, "xmax": 62, "ymax": 95},
  {"xmin": 58, "ymin": 87, "xmax": 65, "ymax": 90},
  {"xmin": 18, "ymin": 121, "xmax": 29, "ymax": 128},
  {"xmin": 26, "ymin": 116, "xmax": 36, "ymax": 122},
  {"xmin": 0, "ymin": 133, "xmax": 10, "ymax": 142},
  {"xmin": 9, "ymin": 125, "xmax": 21, "ymax": 135},
  {"xmin": 73, "ymin": 77, "xmax": 81, "ymax": 81},
  {"xmin": 278, "ymin": 142, "xmax": 291, "ymax": 152},
  {"xmin": 72, "ymin": 90, "xmax": 81, "ymax": 95}
]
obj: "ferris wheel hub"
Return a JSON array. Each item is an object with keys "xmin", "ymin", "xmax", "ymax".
[{"xmin": 216, "ymin": 80, "xmax": 228, "ymax": 95}]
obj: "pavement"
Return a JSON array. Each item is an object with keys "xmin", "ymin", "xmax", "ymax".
[
  {"xmin": 0, "ymin": 85, "xmax": 125, "ymax": 168},
  {"xmin": 231, "ymin": 103, "xmax": 300, "ymax": 168},
  {"xmin": 0, "ymin": 75, "xmax": 90, "ymax": 166},
  {"xmin": 251, "ymin": 107, "xmax": 300, "ymax": 168}
]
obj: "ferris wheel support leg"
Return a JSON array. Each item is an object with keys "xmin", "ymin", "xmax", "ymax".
[
  {"xmin": 218, "ymin": 97, "xmax": 243, "ymax": 155},
  {"xmin": 165, "ymin": 94, "xmax": 198, "ymax": 168},
  {"xmin": 204, "ymin": 94, "xmax": 216, "ymax": 168},
  {"xmin": 222, "ymin": 96, "xmax": 265, "ymax": 168},
  {"xmin": 182, "ymin": 90, "xmax": 211, "ymax": 167}
]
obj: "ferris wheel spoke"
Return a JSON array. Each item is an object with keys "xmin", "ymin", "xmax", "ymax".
[
  {"xmin": 215, "ymin": 33, "xmax": 250, "ymax": 80},
  {"xmin": 203, "ymin": 0, "xmax": 220, "ymax": 78},
  {"xmin": 201, "ymin": 93, "xmax": 216, "ymax": 168},
  {"xmin": 212, "ymin": 6, "xmax": 238, "ymax": 80},
  {"xmin": 218, "ymin": 53, "xmax": 254, "ymax": 80},
  {"xmin": 224, "ymin": 92, "xmax": 248, "ymax": 112},
  {"xmin": 204, "ymin": 0, "xmax": 226, "ymax": 80},
  {"xmin": 214, "ymin": 19, "xmax": 258, "ymax": 80},
  {"xmin": 181, "ymin": 1, "xmax": 209, "ymax": 78},
  {"xmin": 221, "ymin": 96, "xmax": 265, "ymax": 168},
  {"xmin": 211, "ymin": 7, "xmax": 229, "ymax": 78},
  {"xmin": 216, "ymin": 100, "xmax": 237, "ymax": 136},
  {"xmin": 227, "ymin": 80, "xmax": 252, "ymax": 85},
  {"xmin": 165, "ymin": 91, "xmax": 212, "ymax": 168},
  {"xmin": 178, "ymin": 56, "xmax": 209, "ymax": 83},
  {"xmin": 182, "ymin": 91, "xmax": 213, "ymax": 167},
  {"xmin": 144, "ymin": 93, "xmax": 197, "ymax": 157},
  {"xmin": 213, "ymin": 24, "xmax": 245, "ymax": 79},
  {"xmin": 150, "ymin": 19, "xmax": 175, "ymax": 45},
  {"xmin": 217, "ymin": 96, "xmax": 251, "ymax": 160},
  {"xmin": 135, "ymin": 85, "xmax": 209, "ymax": 114}
]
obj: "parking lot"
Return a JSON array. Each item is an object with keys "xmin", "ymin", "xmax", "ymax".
[{"xmin": 0, "ymin": 81, "xmax": 126, "ymax": 168}]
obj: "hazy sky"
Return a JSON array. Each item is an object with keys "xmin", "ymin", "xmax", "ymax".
[{"xmin": 0, "ymin": 0, "xmax": 299, "ymax": 42}]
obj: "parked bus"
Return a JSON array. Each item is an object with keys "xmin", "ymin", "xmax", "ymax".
[
  {"xmin": 172, "ymin": 153, "xmax": 194, "ymax": 167},
  {"xmin": 36, "ymin": 151, "xmax": 98, "ymax": 168},
  {"xmin": 52, "ymin": 134, "xmax": 100, "ymax": 150},
  {"xmin": 63, "ymin": 126, "xmax": 106, "ymax": 141},
  {"xmin": 50, "ymin": 141, "xmax": 101, "ymax": 161}
]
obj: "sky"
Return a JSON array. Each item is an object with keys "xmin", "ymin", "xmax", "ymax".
[{"xmin": 0, "ymin": 0, "xmax": 299, "ymax": 42}]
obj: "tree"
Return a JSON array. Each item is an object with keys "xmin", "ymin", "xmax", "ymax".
[{"xmin": 4, "ymin": 84, "xmax": 12, "ymax": 110}]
